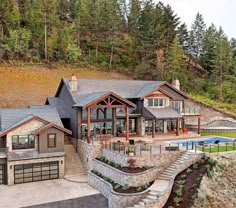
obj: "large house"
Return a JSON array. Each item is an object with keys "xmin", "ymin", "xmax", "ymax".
[
  {"xmin": 46, "ymin": 75, "xmax": 201, "ymax": 143},
  {"xmin": 0, "ymin": 107, "xmax": 71, "ymax": 185},
  {"xmin": 0, "ymin": 75, "xmax": 200, "ymax": 186}
]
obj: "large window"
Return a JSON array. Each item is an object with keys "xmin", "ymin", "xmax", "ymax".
[
  {"xmin": 170, "ymin": 101, "xmax": 182, "ymax": 112},
  {"xmin": 147, "ymin": 98, "xmax": 168, "ymax": 107},
  {"xmin": 12, "ymin": 135, "xmax": 35, "ymax": 150},
  {"xmin": 48, "ymin": 134, "xmax": 56, "ymax": 148}
]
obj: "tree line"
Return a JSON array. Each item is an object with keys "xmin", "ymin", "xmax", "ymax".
[{"xmin": 0, "ymin": 0, "xmax": 236, "ymax": 103}]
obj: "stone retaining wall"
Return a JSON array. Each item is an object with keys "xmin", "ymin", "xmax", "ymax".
[
  {"xmin": 149, "ymin": 153, "xmax": 205, "ymax": 208},
  {"xmin": 88, "ymin": 172, "xmax": 149, "ymax": 208},
  {"xmin": 92, "ymin": 159, "xmax": 161, "ymax": 187},
  {"xmin": 102, "ymin": 149, "xmax": 184, "ymax": 167},
  {"xmin": 74, "ymin": 139, "xmax": 102, "ymax": 170}
]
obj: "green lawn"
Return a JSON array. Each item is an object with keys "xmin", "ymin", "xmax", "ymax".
[
  {"xmin": 199, "ymin": 145, "xmax": 236, "ymax": 153},
  {"xmin": 201, "ymin": 132, "xmax": 236, "ymax": 138}
]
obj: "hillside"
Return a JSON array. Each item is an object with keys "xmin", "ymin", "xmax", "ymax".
[
  {"xmin": 0, "ymin": 65, "xmax": 130, "ymax": 108},
  {"xmin": 192, "ymin": 153, "xmax": 236, "ymax": 208}
]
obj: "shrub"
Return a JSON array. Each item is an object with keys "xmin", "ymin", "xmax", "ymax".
[
  {"xmin": 100, "ymin": 156, "xmax": 106, "ymax": 161},
  {"xmin": 142, "ymin": 183, "xmax": 150, "ymax": 190},
  {"xmin": 186, "ymin": 168, "xmax": 192, "ymax": 173},
  {"xmin": 208, "ymin": 158, "xmax": 217, "ymax": 167},
  {"xmin": 175, "ymin": 188, "xmax": 183, "ymax": 197},
  {"xmin": 143, "ymin": 165, "xmax": 152, "ymax": 170},
  {"xmin": 128, "ymin": 159, "xmax": 136, "ymax": 169},
  {"xmin": 181, "ymin": 174, "xmax": 187, "ymax": 179},
  {"xmin": 193, "ymin": 163, "xmax": 199, "ymax": 169},
  {"xmin": 114, "ymin": 183, "xmax": 121, "ymax": 189},
  {"xmin": 176, "ymin": 180, "xmax": 185, "ymax": 185},
  {"xmin": 122, "ymin": 184, "xmax": 130, "ymax": 190},
  {"xmin": 173, "ymin": 196, "xmax": 182, "ymax": 206},
  {"xmin": 136, "ymin": 186, "xmax": 143, "ymax": 192}
]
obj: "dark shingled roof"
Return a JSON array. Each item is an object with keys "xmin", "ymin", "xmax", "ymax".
[
  {"xmin": 46, "ymin": 97, "xmax": 70, "ymax": 118},
  {"xmin": 144, "ymin": 107, "xmax": 182, "ymax": 119},
  {"xmin": 0, "ymin": 108, "xmax": 63, "ymax": 133},
  {"xmin": 63, "ymin": 78, "xmax": 164, "ymax": 101}
]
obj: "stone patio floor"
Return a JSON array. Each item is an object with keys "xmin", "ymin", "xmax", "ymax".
[{"xmin": 0, "ymin": 178, "xmax": 100, "ymax": 208}]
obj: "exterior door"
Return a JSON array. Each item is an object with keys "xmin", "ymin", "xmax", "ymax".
[
  {"xmin": 0, "ymin": 164, "xmax": 5, "ymax": 185},
  {"xmin": 14, "ymin": 161, "xmax": 59, "ymax": 184}
]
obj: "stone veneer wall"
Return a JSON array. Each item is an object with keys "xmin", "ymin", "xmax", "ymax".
[
  {"xmin": 92, "ymin": 159, "xmax": 161, "ymax": 187},
  {"xmin": 88, "ymin": 172, "xmax": 149, "ymax": 208},
  {"xmin": 7, "ymin": 156, "xmax": 65, "ymax": 185},
  {"xmin": 76, "ymin": 139, "xmax": 102, "ymax": 170},
  {"xmin": 6, "ymin": 119, "xmax": 44, "ymax": 152},
  {"xmin": 102, "ymin": 149, "xmax": 184, "ymax": 167}
]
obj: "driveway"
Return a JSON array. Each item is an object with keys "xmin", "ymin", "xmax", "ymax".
[
  {"xmin": 25, "ymin": 194, "xmax": 109, "ymax": 208},
  {"xmin": 0, "ymin": 179, "xmax": 100, "ymax": 208}
]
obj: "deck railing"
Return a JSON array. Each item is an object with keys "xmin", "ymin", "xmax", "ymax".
[
  {"xmin": 180, "ymin": 107, "xmax": 201, "ymax": 115},
  {"xmin": 102, "ymin": 140, "xmax": 236, "ymax": 156}
]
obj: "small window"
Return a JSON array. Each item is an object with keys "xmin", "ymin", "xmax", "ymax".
[
  {"xmin": 48, "ymin": 134, "xmax": 56, "ymax": 148},
  {"xmin": 148, "ymin": 99, "xmax": 153, "ymax": 106}
]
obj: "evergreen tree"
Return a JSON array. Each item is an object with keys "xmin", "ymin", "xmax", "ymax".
[
  {"xmin": 165, "ymin": 36, "xmax": 186, "ymax": 85},
  {"xmin": 177, "ymin": 23, "xmax": 189, "ymax": 52},
  {"xmin": 189, "ymin": 13, "xmax": 206, "ymax": 61}
]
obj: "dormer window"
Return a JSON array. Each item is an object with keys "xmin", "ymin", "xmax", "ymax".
[{"xmin": 147, "ymin": 98, "xmax": 168, "ymax": 107}]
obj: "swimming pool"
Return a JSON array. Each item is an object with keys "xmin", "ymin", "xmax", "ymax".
[{"xmin": 170, "ymin": 137, "xmax": 234, "ymax": 146}]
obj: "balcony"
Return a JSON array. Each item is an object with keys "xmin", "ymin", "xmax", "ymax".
[{"xmin": 180, "ymin": 108, "xmax": 201, "ymax": 116}]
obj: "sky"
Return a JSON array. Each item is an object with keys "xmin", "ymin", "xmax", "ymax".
[{"xmin": 154, "ymin": 0, "xmax": 236, "ymax": 39}]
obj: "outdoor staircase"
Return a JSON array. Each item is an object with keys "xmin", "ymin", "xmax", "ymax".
[
  {"xmin": 64, "ymin": 144, "xmax": 87, "ymax": 181},
  {"xmin": 127, "ymin": 151, "xmax": 196, "ymax": 208}
]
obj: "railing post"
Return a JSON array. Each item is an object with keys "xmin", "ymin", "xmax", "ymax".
[
  {"xmin": 226, "ymin": 143, "xmax": 228, "ymax": 151},
  {"xmin": 178, "ymin": 143, "xmax": 179, "ymax": 151},
  {"xmin": 150, "ymin": 145, "xmax": 152, "ymax": 155},
  {"xmin": 195, "ymin": 144, "xmax": 197, "ymax": 153},
  {"xmin": 192, "ymin": 141, "xmax": 194, "ymax": 150},
  {"xmin": 169, "ymin": 144, "xmax": 170, "ymax": 152},
  {"xmin": 186, "ymin": 142, "xmax": 188, "ymax": 150}
]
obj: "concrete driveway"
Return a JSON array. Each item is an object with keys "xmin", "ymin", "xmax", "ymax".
[
  {"xmin": 0, "ymin": 179, "xmax": 100, "ymax": 208},
  {"xmin": 25, "ymin": 194, "xmax": 109, "ymax": 208}
]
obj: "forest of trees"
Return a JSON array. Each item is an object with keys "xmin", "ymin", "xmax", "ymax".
[{"xmin": 0, "ymin": 0, "xmax": 236, "ymax": 103}]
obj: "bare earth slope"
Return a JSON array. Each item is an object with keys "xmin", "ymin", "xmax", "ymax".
[
  {"xmin": 0, "ymin": 65, "xmax": 129, "ymax": 108},
  {"xmin": 192, "ymin": 153, "xmax": 236, "ymax": 208}
]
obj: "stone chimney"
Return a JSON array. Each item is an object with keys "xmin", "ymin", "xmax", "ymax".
[
  {"xmin": 69, "ymin": 74, "xmax": 78, "ymax": 91},
  {"xmin": 172, "ymin": 79, "xmax": 180, "ymax": 90}
]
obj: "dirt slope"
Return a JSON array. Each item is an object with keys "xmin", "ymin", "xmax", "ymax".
[{"xmin": 0, "ymin": 65, "xmax": 130, "ymax": 108}]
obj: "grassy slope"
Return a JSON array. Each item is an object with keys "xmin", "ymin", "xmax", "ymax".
[
  {"xmin": 190, "ymin": 93, "xmax": 236, "ymax": 117},
  {"xmin": 0, "ymin": 65, "xmax": 130, "ymax": 108}
]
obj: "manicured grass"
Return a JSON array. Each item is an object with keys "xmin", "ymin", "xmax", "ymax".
[
  {"xmin": 201, "ymin": 132, "xmax": 236, "ymax": 138},
  {"xmin": 199, "ymin": 145, "xmax": 236, "ymax": 153}
]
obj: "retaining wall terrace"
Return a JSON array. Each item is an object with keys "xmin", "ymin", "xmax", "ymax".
[
  {"xmin": 88, "ymin": 172, "xmax": 149, "ymax": 208},
  {"xmin": 91, "ymin": 159, "xmax": 160, "ymax": 187},
  {"xmin": 102, "ymin": 148, "xmax": 184, "ymax": 167}
]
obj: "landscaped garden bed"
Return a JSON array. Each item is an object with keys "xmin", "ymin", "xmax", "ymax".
[
  {"xmin": 96, "ymin": 156, "xmax": 153, "ymax": 173},
  {"xmin": 164, "ymin": 158, "xmax": 215, "ymax": 208},
  {"xmin": 91, "ymin": 170, "xmax": 154, "ymax": 193}
]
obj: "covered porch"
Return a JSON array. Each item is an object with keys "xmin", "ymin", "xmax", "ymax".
[{"xmin": 75, "ymin": 92, "xmax": 136, "ymax": 143}]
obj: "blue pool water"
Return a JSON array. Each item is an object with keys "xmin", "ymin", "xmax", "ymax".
[{"xmin": 171, "ymin": 137, "xmax": 234, "ymax": 146}]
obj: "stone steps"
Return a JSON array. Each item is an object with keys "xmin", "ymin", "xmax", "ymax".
[{"xmin": 64, "ymin": 144, "xmax": 87, "ymax": 177}]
